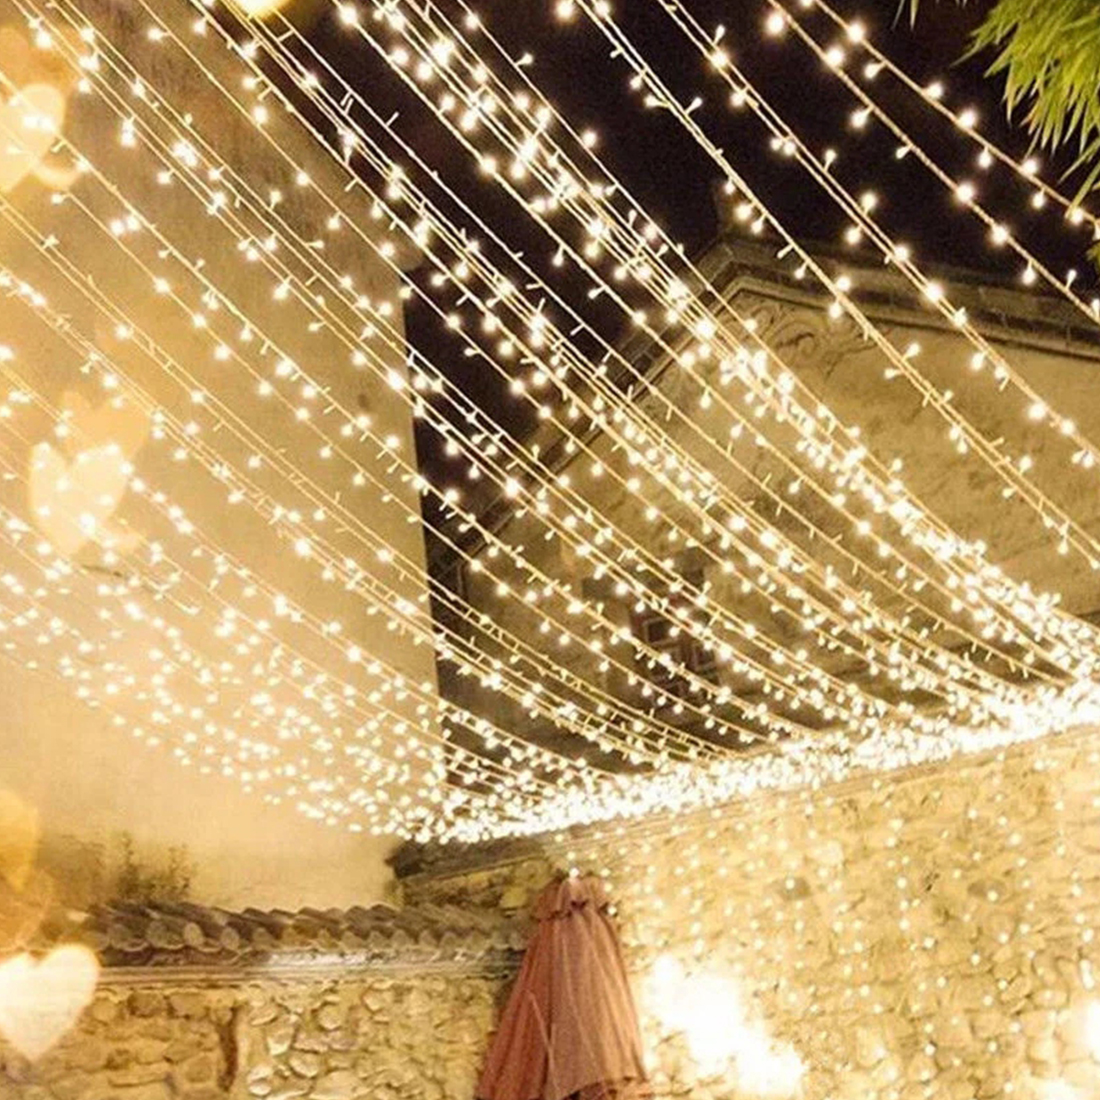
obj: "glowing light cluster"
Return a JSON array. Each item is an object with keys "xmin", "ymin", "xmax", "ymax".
[
  {"xmin": 647, "ymin": 953, "xmax": 805, "ymax": 1092},
  {"xmin": 0, "ymin": 0, "xmax": 1097, "ymax": 850},
  {"xmin": 452, "ymin": 729, "xmax": 1088, "ymax": 1095}
]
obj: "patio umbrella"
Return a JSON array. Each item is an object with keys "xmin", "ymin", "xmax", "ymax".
[{"xmin": 477, "ymin": 874, "xmax": 650, "ymax": 1100}]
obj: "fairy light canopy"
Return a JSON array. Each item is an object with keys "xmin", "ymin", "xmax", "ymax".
[{"xmin": 0, "ymin": 0, "xmax": 1098, "ymax": 851}]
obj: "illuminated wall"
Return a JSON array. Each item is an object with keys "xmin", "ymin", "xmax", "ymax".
[
  {"xmin": 0, "ymin": 967, "xmax": 499, "ymax": 1100},
  {"xmin": 2, "ymin": 730, "xmax": 1098, "ymax": 1100},
  {"xmin": 0, "ymin": 0, "xmax": 435, "ymax": 908},
  {"xmin": 406, "ymin": 729, "xmax": 1100, "ymax": 1100}
]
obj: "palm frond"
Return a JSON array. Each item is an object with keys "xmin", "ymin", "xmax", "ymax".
[
  {"xmin": 906, "ymin": 0, "xmax": 1100, "ymax": 201},
  {"xmin": 971, "ymin": 0, "xmax": 1100, "ymax": 148}
]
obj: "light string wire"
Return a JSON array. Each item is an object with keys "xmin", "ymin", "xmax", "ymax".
[
  {"xmin": 83, "ymin": 0, "xmax": 990, "ymax": 743},
  {"xmin": 571, "ymin": 0, "xmax": 1100, "ymax": 562},
  {"xmin": 0, "ymin": 40, "xmax": 785, "ymax": 767},
  {"xmin": 0, "ymin": 394, "xmax": 475, "ymax": 839},
  {"xmin": 203, "ymin": 0, "xmax": 1070, "ymax": 707},
  {"xmin": 0, "ymin": 270, "xmax": 612, "ymax": 840},
  {"xmin": 23, "ymin": 2, "xmax": 954, "ymax": 748},
  {"xmin": 6, "ymin": 225, "xmax": 1091, "ymax": 831},
  {"xmin": 442, "ymin": 0, "xmax": 1100, "ymax": 567},
  {"xmin": 303, "ymin": 0, "xmax": 1100, "ymax": 663},
  {"xmin": 215, "ymin": 0, "xmax": 1100, "ymax": 717},
  {"xmin": 0, "ymin": 8, "xmax": 1029, "ymax": 836},
  {"xmin": 769, "ymin": 0, "xmax": 1100, "ymax": 312},
  {"xmin": 12, "ymin": 2, "xmax": 1100, "ymax": 831},
  {"xmin": 113, "ymin": 0, "xmax": 1100, "ymax": 743},
  {"xmin": 204, "ymin": 0, "xmax": 1100, "ymax": 689},
  {"xmin": 0, "ymin": 266, "xmax": 588, "ymax": 803},
  {"xmin": 85, "ymin": 0, "xmax": 1100, "ymax": 774},
  {"xmin": 804, "ymin": 0, "xmax": 1100, "ymax": 237},
  {"xmin": 0, "ymin": 286, "xmax": 570, "ymax": 837},
  {"xmin": 0, "ymin": 81, "xmax": 629, "ymax": 822},
  {"xmin": 754, "ymin": 0, "xmax": 1100, "ymax": 381}
]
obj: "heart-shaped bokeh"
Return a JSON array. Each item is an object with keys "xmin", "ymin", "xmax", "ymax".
[
  {"xmin": 0, "ymin": 945, "xmax": 99, "ymax": 1061},
  {"xmin": 28, "ymin": 441, "xmax": 140, "ymax": 558}
]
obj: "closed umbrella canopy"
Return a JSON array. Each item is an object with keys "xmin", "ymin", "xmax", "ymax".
[{"xmin": 478, "ymin": 875, "xmax": 650, "ymax": 1100}]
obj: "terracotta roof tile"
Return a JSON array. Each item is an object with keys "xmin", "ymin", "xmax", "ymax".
[{"xmin": 38, "ymin": 899, "xmax": 523, "ymax": 971}]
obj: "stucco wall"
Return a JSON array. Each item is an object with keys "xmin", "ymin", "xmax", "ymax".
[{"xmin": 0, "ymin": 0, "xmax": 434, "ymax": 907}]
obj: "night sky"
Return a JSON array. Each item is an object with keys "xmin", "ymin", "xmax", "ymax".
[{"xmin": 293, "ymin": 0, "xmax": 1094, "ymax": 531}]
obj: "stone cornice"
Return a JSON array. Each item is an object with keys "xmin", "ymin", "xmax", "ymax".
[
  {"xmin": 36, "ymin": 900, "xmax": 522, "ymax": 973},
  {"xmin": 93, "ymin": 953, "xmax": 519, "ymax": 985},
  {"xmin": 707, "ymin": 234, "xmax": 1100, "ymax": 364}
]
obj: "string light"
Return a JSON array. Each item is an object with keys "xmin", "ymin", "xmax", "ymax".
[
  {"xmin": 27, "ymin": 0, "xmax": 1020, "ymax": 748},
  {"xmin": 4, "ymin": 122, "xmax": 743, "ymax": 770},
  {"xmin": 768, "ymin": 0, "xmax": 1100, "ymax": 340},
  {"xmin": 226, "ymin": 0, "xmax": 1100, "ymax": 706},
  {"xmin": 146, "ymin": 0, "xmax": 1100, "ymax": 739},
  {"xmin": 321, "ymin": 0, "xmax": 1100, "ymax": 677},
  {"xmin": 0, "ymin": 0, "xmax": 1099, "ymax": 847},
  {"xmin": 568, "ymin": 0, "xmax": 1100, "ymax": 567},
  {"xmin": 806, "ymin": 0, "xmax": 1100, "ymax": 238},
  {"xmin": 0, "ymin": 297, "xmax": 595, "ymax": 840},
  {"xmin": 4, "ymin": 12, "xmax": 831, "ymax": 761},
  {"xmin": 2, "ymin": 6, "xmax": 1098, "ymax": 1097}
]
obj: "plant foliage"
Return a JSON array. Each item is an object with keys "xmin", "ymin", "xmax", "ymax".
[
  {"xmin": 114, "ymin": 832, "xmax": 194, "ymax": 903},
  {"xmin": 905, "ymin": 0, "xmax": 1100, "ymax": 196}
]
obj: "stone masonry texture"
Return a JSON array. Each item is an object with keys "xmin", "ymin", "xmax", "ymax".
[{"xmin": 6, "ymin": 730, "xmax": 1100, "ymax": 1100}]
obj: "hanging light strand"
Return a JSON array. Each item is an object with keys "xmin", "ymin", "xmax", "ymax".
[
  {"xmin": 549, "ymin": 0, "xmax": 1100, "ymax": 566},
  {"xmin": 304, "ymin": 0, "xmax": 1100, "ymax": 653},
  {"xmin": 190, "ymin": 0, "xmax": 1100, "ymax": 685},
  {"xmin": 804, "ymin": 0, "xmax": 1100, "ymax": 237},
  {"xmin": 12, "ymin": 10, "xmax": 972, "ymax": 748},
  {"xmin": 0, "ymin": 68, "xmax": 785, "ymax": 769},
  {"xmin": 208, "ymin": 0, "xmax": 1100, "ymax": 699}
]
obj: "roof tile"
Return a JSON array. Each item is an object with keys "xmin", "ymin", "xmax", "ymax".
[{"xmin": 37, "ymin": 899, "xmax": 521, "ymax": 971}]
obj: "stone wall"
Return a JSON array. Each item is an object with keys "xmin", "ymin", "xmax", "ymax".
[
  {"xmin": 0, "ymin": 973, "xmax": 497, "ymax": 1100},
  {"xmin": 8, "ymin": 728, "xmax": 1100, "ymax": 1100},
  {"xmin": 404, "ymin": 728, "xmax": 1100, "ymax": 1100}
]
